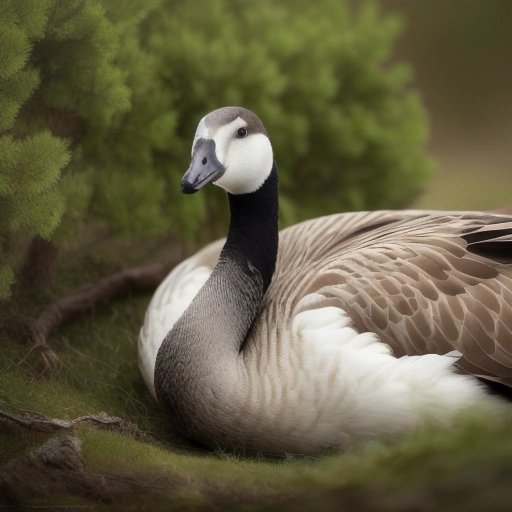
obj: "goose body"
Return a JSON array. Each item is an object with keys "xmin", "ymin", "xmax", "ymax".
[{"xmin": 139, "ymin": 107, "xmax": 512, "ymax": 455}]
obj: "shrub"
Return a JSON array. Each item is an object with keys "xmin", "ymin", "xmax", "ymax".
[{"xmin": 0, "ymin": 0, "xmax": 431, "ymax": 300}]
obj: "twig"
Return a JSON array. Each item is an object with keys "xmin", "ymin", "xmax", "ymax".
[
  {"xmin": 0, "ymin": 408, "xmax": 162, "ymax": 444},
  {"xmin": 0, "ymin": 410, "xmax": 122, "ymax": 433},
  {"xmin": 21, "ymin": 256, "xmax": 183, "ymax": 374}
]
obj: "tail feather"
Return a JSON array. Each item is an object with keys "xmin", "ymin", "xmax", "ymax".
[{"xmin": 463, "ymin": 220, "xmax": 512, "ymax": 263}]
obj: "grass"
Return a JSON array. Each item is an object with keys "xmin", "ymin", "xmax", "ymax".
[{"xmin": 2, "ymin": 289, "xmax": 512, "ymax": 510}]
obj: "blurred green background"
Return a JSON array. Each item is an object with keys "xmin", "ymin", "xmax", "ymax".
[
  {"xmin": 1, "ymin": 0, "xmax": 432, "ymax": 300},
  {"xmin": 2, "ymin": 0, "xmax": 511, "ymax": 301},
  {"xmin": 1, "ymin": 1, "xmax": 512, "ymax": 509},
  {"xmin": 385, "ymin": 0, "xmax": 512, "ymax": 210}
]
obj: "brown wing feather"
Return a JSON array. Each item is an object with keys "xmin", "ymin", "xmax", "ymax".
[{"xmin": 271, "ymin": 210, "xmax": 512, "ymax": 386}]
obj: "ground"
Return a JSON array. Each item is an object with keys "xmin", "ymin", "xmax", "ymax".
[{"xmin": 1, "ymin": 167, "xmax": 512, "ymax": 510}]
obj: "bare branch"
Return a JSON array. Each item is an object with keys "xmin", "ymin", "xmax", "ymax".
[
  {"xmin": 0, "ymin": 409, "xmax": 123, "ymax": 433},
  {"xmin": 20, "ymin": 255, "xmax": 183, "ymax": 373}
]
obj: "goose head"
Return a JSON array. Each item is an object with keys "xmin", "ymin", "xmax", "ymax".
[{"xmin": 181, "ymin": 107, "xmax": 273, "ymax": 195}]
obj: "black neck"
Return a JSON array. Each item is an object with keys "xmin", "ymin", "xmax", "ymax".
[
  {"xmin": 154, "ymin": 164, "xmax": 279, "ymax": 441},
  {"xmin": 221, "ymin": 164, "xmax": 279, "ymax": 292}
]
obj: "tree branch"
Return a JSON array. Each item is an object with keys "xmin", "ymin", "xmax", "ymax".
[{"xmin": 0, "ymin": 408, "xmax": 162, "ymax": 445}]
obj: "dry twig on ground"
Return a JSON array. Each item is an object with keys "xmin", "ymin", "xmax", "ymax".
[{"xmin": 21, "ymin": 257, "xmax": 182, "ymax": 373}]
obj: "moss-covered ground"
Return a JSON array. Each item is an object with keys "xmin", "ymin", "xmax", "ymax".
[
  {"xmin": 2, "ymin": 277, "xmax": 512, "ymax": 510},
  {"xmin": 1, "ymin": 166, "xmax": 512, "ymax": 510}
]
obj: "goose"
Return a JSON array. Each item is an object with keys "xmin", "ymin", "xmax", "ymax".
[{"xmin": 139, "ymin": 106, "xmax": 512, "ymax": 456}]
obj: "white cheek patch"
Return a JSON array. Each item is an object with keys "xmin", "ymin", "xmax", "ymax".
[
  {"xmin": 214, "ymin": 133, "xmax": 273, "ymax": 195},
  {"xmin": 212, "ymin": 117, "xmax": 247, "ymax": 164}
]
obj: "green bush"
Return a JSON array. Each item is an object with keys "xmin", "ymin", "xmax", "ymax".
[
  {"xmin": 0, "ymin": 0, "xmax": 431, "ymax": 300},
  {"xmin": 0, "ymin": 0, "xmax": 157, "ymax": 298},
  {"xmin": 151, "ymin": 0, "xmax": 431, "ymax": 219}
]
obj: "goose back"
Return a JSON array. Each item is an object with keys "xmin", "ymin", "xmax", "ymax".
[
  {"xmin": 140, "ymin": 209, "xmax": 512, "ymax": 392},
  {"xmin": 250, "ymin": 209, "xmax": 512, "ymax": 386}
]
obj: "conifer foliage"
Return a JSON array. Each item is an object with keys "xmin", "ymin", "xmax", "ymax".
[{"xmin": 0, "ymin": 0, "xmax": 431, "ymax": 300}]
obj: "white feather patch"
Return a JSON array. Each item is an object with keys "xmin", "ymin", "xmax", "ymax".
[
  {"xmin": 239, "ymin": 298, "xmax": 503, "ymax": 453},
  {"xmin": 191, "ymin": 116, "xmax": 208, "ymax": 156},
  {"xmin": 281, "ymin": 303, "xmax": 501, "ymax": 449},
  {"xmin": 211, "ymin": 117, "xmax": 273, "ymax": 195},
  {"xmin": 138, "ymin": 257, "xmax": 211, "ymax": 397}
]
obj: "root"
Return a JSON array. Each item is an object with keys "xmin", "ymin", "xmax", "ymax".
[
  {"xmin": 0, "ymin": 409, "xmax": 122, "ymax": 433},
  {"xmin": 21, "ymin": 256, "xmax": 181, "ymax": 374},
  {"xmin": 0, "ymin": 434, "xmax": 112, "ymax": 505},
  {"xmin": 0, "ymin": 409, "xmax": 154, "ymax": 442}
]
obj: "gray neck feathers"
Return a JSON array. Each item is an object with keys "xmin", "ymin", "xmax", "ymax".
[{"xmin": 154, "ymin": 166, "xmax": 279, "ymax": 446}]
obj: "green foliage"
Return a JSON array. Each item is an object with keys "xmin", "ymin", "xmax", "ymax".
[
  {"xmin": 0, "ymin": 0, "xmax": 431, "ymax": 299},
  {"xmin": 0, "ymin": 132, "xmax": 69, "ymax": 293},
  {"xmin": 149, "ymin": 0, "xmax": 431, "ymax": 220},
  {"xmin": 0, "ymin": 265, "xmax": 14, "ymax": 299},
  {"xmin": 0, "ymin": 0, "xmax": 157, "ymax": 296}
]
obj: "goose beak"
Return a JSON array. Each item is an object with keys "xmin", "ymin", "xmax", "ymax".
[{"xmin": 181, "ymin": 139, "xmax": 226, "ymax": 194}]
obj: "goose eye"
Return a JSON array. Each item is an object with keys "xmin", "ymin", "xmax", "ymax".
[{"xmin": 236, "ymin": 127, "xmax": 248, "ymax": 138}]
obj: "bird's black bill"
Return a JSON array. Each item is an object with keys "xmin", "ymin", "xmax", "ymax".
[{"xmin": 181, "ymin": 139, "xmax": 225, "ymax": 194}]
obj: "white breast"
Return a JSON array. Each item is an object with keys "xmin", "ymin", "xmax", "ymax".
[{"xmin": 236, "ymin": 293, "xmax": 502, "ymax": 453}]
